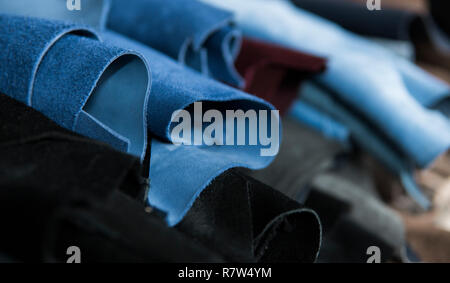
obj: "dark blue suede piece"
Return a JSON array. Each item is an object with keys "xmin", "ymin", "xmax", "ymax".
[
  {"xmin": 33, "ymin": 34, "xmax": 125, "ymax": 129},
  {"xmin": 103, "ymin": 31, "xmax": 272, "ymax": 141},
  {"xmin": 0, "ymin": 11, "xmax": 278, "ymax": 226},
  {"xmin": 107, "ymin": 0, "xmax": 243, "ymax": 86},
  {"xmin": 204, "ymin": 26, "xmax": 243, "ymax": 86},
  {"xmin": 104, "ymin": 31, "xmax": 278, "ymax": 225},
  {"xmin": 0, "ymin": 15, "xmax": 151, "ymax": 160}
]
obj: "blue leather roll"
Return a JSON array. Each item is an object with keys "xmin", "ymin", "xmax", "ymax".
[
  {"xmin": 0, "ymin": 3, "xmax": 279, "ymax": 225},
  {"xmin": 107, "ymin": 0, "xmax": 244, "ymax": 86},
  {"xmin": 0, "ymin": 14, "xmax": 151, "ymax": 160}
]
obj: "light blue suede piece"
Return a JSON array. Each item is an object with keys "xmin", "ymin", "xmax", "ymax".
[
  {"xmin": 0, "ymin": 14, "xmax": 151, "ymax": 160},
  {"xmin": 104, "ymin": 31, "xmax": 279, "ymax": 225},
  {"xmin": 150, "ymin": 140, "xmax": 275, "ymax": 226},
  {"xmin": 107, "ymin": 0, "xmax": 243, "ymax": 86},
  {"xmin": 395, "ymin": 58, "xmax": 450, "ymax": 107},
  {"xmin": 297, "ymin": 82, "xmax": 431, "ymax": 209},
  {"xmin": 204, "ymin": 0, "xmax": 450, "ymax": 168},
  {"xmin": 289, "ymin": 100, "xmax": 350, "ymax": 144}
]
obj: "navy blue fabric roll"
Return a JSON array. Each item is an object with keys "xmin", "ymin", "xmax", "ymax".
[{"xmin": 106, "ymin": 0, "xmax": 244, "ymax": 86}]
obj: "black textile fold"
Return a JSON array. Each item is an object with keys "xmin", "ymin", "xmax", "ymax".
[
  {"xmin": 0, "ymin": 254, "xmax": 14, "ymax": 263},
  {"xmin": 244, "ymin": 118, "xmax": 345, "ymax": 203},
  {"xmin": 429, "ymin": 0, "xmax": 450, "ymax": 38},
  {"xmin": 49, "ymin": 191, "xmax": 223, "ymax": 262},
  {"xmin": 238, "ymin": 117, "xmax": 404, "ymax": 262},
  {"xmin": 290, "ymin": 0, "xmax": 450, "ymax": 69},
  {"xmin": 290, "ymin": 0, "xmax": 421, "ymax": 41},
  {"xmin": 0, "ymin": 93, "xmax": 222, "ymax": 262},
  {"xmin": 305, "ymin": 163, "xmax": 406, "ymax": 263},
  {"xmin": 176, "ymin": 168, "xmax": 322, "ymax": 263}
]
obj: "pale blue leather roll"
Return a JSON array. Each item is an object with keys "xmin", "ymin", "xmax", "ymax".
[
  {"xmin": 204, "ymin": 0, "xmax": 450, "ymax": 169},
  {"xmin": 297, "ymin": 82, "xmax": 431, "ymax": 209},
  {"xmin": 290, "ymin": 100, "xmax": 350, "ymax": 144}
]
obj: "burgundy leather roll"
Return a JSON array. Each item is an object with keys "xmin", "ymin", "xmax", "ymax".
[{"xmin": 236, "ymin": 37, "xmax": 326, "ymax": 115}]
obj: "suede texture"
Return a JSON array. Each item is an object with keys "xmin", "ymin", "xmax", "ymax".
[
  {"xmin": 0, "ymin": 94, "xmax": 221, "ymax": 262},
  {"xmin": 107, "ymin": 0, "xmax": 243, "ymax": 86},
  {"xmin": 1, "ymin": 12, "xmax": 278, "ymax": 225},
  {"xmin": 103, "ymin": 31, "xmax": 278, "ymax": 225},
  {"xmin": 0, "ymin": 14, "xmax": 151, "ymax": 161}
]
